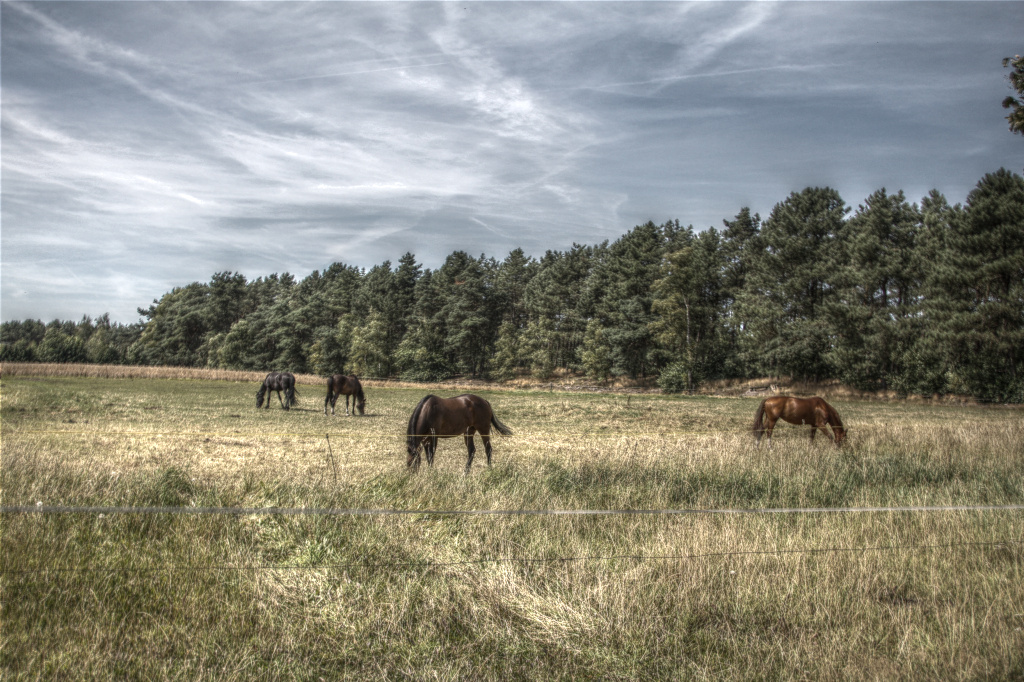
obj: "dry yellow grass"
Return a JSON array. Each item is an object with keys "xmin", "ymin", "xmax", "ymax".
[{"xmin": 2, "ymin": 374, "xmax": 1023, "ymax": 680}]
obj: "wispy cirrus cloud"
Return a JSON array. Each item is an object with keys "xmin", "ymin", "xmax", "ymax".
[{"xmin": 2, "ymin": 1, "xmax": 1022, "ymax": 322}]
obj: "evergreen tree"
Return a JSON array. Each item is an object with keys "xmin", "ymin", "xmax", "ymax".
[
  {"xmin": 719, "ymin": 208, "xmax": 761, "ymax": 376},
  {"xmin": 1003, "ymin": 54, "xmax": 1024, "ymax": 136},
  {"xmin": 131, "ymin": 282, "xmax": 211, "ymax": 366},
  {"xmin": 579, "ymin": 318, "xmax": 613, "ymax": 383},
  {"xmin": 396, "ymin": 270, "xmax": 453, "ymax": 381},
  {"xmin": 206, "ymin": 272, "xmax": 251, "ymax": 335},
  {"xmin": 523, "ymin": 245, "xmax": 593, "ymax": 373},
  {"xmin": 897, "ymin": 190, "xmax": 962, "ymax": 395},
  {"xmin": 494, "ymin": 248, "xmax": 536, "ymax": 330},
  {"xmin": 347, "ymin": 310, "xmax": 390, "ymax": 377},
  {"xmin": 650, "ymin": 227, "xmax": 724, "ymax": 391},
  {"xmin": 940, "ymin": 169, "xmax": 1024, "ymax": 400},
  {"xmin": 738, "ymin": 187, "xmax": 847, "ymax": 381},
  {"xmin": 37, "ymin": 326, "xmax": 87, "ymax": 363},
  {"xmin": 490, "ymin": 320, "xmax": 523, "ymax": 381},
  {"xmin": 828, "ymin": 189, "xmax": 922, "ymax": 391}
]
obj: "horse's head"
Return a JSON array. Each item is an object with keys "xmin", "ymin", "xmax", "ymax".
[
  {"xmin": 256, "ymin": 389, "xmax": 265, "ymax": 408},
  {"xmin": 356, "ymin": 391, "xmax": 366, "ymax": 415},
  {"xmin": 833, "ymin": 426, "xmax": 847, "ymax": 446},
  {"xmin": 406, "ymin": 431, "xmax": 420, "ymax": 455}
]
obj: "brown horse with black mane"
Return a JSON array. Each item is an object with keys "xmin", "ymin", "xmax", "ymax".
[
  {"xmin": 256, "ymin": 372, "xmax": 297, "ymax": 410},
  {"xmin": 406, "ymin": 394, "xmax": 513, "ymax": 473},
  {"xmin": 752, "ymin": 396, "xmax": 845, "ymax": 447},
  {"xmin": 324, "ymin": 374, "xmax": 365, "ymax": 416}
]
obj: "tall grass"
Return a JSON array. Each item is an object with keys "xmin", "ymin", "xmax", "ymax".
[{"xmin": 2, "ymin": 376, "xmax": 1023, "ymax": 679}]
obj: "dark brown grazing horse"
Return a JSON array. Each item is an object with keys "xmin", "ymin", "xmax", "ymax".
[
  {"xmin": 752, "ymin": 396, "xmax": 845, "ymax": 447},
  {"xmin": 324, "ymin": 374, "xmax": 366, "ymax": 416},
  {"xmin": 256, "ymin": 372, "xmax": 297, "ymax": 410},
  {"xmin": 406, "ymin": 394, "xmax": 513, "ymax": 473}
]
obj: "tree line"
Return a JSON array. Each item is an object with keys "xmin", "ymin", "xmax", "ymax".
[{"xmin": 3, "ymin": 169, "xmax": 1022, "ymax": 402}]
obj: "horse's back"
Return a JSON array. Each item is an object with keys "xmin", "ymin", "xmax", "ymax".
[
  {"xmin": 328, "ymin": 374, "xmax": 359, "ymax": 393},
  {"xmin": 414, "ymin": 394, "xmax": 493, "ymax": 437},
  {"xmin": 769, "ymin": 395, "xmax": 835, "ymax": 424}
]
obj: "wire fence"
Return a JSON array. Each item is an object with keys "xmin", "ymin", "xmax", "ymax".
[{"xmin": 5, "ymin": 419, "xmax": 1023, "ymax": 579}]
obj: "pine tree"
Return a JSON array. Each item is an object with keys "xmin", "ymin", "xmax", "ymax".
[
  {"xmin": 719, "ymin": 208, "xmax": 761, "ymax": 377},
  {"xmin": 738, "ymin": 187, "xmax": 846, "ymax": 381},
  {"xmin": 523, "ymin": 245, "xmax": 593, "ymax": 374},
  {"xmin": 650, "ymin": 227, "xmax": 724, "ymax": 391},
  {"xmin": 593, "ymin": 222, "xmax": 666, "ymax": 379},
  {"xmin": 828, "ymin": 189, "xmax": 922, "ymax": 391},
  {"xmin": 396, "ymin": 270, "xmax": 453, "ymax": 381},
  {"xmin": 579, "ymin": 318, "xmax": 613, "ymax": 383},
  {"xmin": 490, "ymin": 321, "xmax": 523, "ymax": 381},
  {"xmin": 347, "ymin": 311, "xmax": 390, "ymax": 378},
  {"xmin": 947, "ymin": 169, "xmax": 1024, "ymax": 400}
]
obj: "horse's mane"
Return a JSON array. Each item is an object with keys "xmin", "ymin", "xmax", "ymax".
[
  {"xmin": 406, "ymin": 395, "xmax": 434, "ymax": 450},
  {"xmin": 823, "ymin": 399, "xmax": 843, "ymax": 429}
]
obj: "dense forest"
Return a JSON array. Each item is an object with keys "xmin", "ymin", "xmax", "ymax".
[{"xmin": 3, "ymin": 169, "xmax": 1023, "ymax": 402}]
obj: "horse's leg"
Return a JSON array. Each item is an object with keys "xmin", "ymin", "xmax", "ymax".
[
  {"xmin": 765, "ymin": 415, "xmax": 777, "ymax": 448},
  {"xmin": 482, "ymin": 432, "xmax": 493, "ymax": 468},
  {"xmin": 426, "ymin": 429, "xmax": 437, "ymax": 467},
  {"xmin": 345, "ymin": 394, "xmax": 351, "ymax": 416},
  {"xmin": 812, "ymin": 409, "xmax": 832, "ymax": 442},
  {"xmin": 464, "ymin": 433, "xmax": 476, "ymax": 474}
]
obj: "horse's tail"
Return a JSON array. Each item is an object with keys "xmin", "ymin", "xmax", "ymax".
[
  {"xmin": 752, "ymin": 399, "xmax": 767, "ymax": 442},
  {"xmin": 407, "ymin": 395, "xmax": 433, "ymax": 452},
  {"xmin": 284, "ymin": 374, "xmax": 298, "ymax": 407},
  {"xmin": 490, "ymin": 413, "xmax": 513, "ymax": 436}
]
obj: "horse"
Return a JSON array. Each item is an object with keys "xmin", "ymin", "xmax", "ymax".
[
  {"xmin": 256, "ymin": 371, "xmax": 297, "ymax": 410},
  {"xmin": 406, "ymin": 394, "xmax": 513, "ymax": 473},
  {"xmin": 752, "ymin": 396, "xmax": 845, "ymax": 447},
  {"xmin": 324, "ymin": 374, "xmax": 366, "ymax": 416}
]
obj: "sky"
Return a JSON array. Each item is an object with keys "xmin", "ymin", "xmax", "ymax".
[{"xmin": 2, "ymin": 1, "xmax": 1022, "ymax": 323}]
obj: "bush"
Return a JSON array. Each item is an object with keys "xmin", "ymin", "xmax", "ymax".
[{"xmin": 658, "ymin": 361, "xmax": 697, "ymax": 393}]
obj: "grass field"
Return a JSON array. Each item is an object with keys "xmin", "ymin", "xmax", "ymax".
[{"xmin": 2, "ymin": 372, "xmax": 1023, "ymax": 680}]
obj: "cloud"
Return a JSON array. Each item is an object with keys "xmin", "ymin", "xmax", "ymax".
[{"xmin": 2, "ymin": 1, "xmax": 1022, "ymax": 322}]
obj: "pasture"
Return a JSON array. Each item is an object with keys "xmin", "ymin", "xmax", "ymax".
[{"xmin": 2, "ymin": 373, "xmax": 1023, "ymax": 680}]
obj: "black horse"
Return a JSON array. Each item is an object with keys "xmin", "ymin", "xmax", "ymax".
[
  {"xmin": 256, "ymin": 372, "xmax": 297, "ymax": 410},
  {"xmin": 406, "ymin": 394, "xmax": 513, "ymax": 473},
  {"xmin": 324, "ymin": 374, "xmax": 366, "ymax": 416}
]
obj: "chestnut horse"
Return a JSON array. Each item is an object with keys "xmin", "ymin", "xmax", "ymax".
[
  {"xmin": 752, "ymin": 396, "xmax": 845, "ymax": 447},
  {"xmin": 406, "ymin": 394, "xmax": 513, "ymax": 473},
  {"xmin": 256, "ymin": 372, "xmax": 297, "ymax": 410},
  {"xmin": 324, "ymin": 374, "xmax": 366, "ymax": 416}
]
